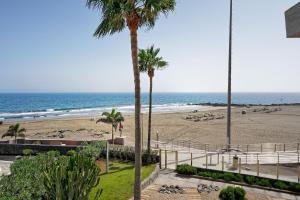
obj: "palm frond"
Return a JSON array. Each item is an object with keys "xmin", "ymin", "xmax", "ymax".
[
  {"xmin": 87, "ymin": 0, "xmax": 176, "ymax": 37},
  {"xmin": 138, "ymin": 44, "xmax": 168, "ymax": 74}
]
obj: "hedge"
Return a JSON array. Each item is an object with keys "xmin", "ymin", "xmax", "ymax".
[
  {"xmin": 176, "ymin": 164, "xmax": 300, "ymax": 193},
  {"xmin": 79, "ymin": 141, "xmax": 159, "ymax": 165}
]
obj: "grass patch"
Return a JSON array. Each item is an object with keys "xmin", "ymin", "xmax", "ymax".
[{"xmin": 89, "ymin": 161, "xmax": 156, "ymax": 200}]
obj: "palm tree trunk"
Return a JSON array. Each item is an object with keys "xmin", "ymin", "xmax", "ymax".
[
  {"xmin": 15, "ymin": 134, "xmax": 17, "ymax": 144},
  {"xmin": 130, "ymin": 26, "xmax": 142, "ymax": 200},
  {"xmin": 112, "ymin": 125, "xmax": 114, "ymax": 146},
  {"xmin": 147, "ymin": 76, "xmax": 153, "ymax": 154}
]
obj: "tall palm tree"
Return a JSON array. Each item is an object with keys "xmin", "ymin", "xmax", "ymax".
[
  {"xmin": 138, "ymin": 45, "xmax": 168, "ymax": 154},
  {"xmin": 2, "ymin": 123, "xmax": 26, "ymax": 144},
  {"xmin": 86, "ymin": 1, "xmax": 175, "ymax": 199},
  {"xmin": 96, "ymin": 108, "xmax": 124, "ymax": 145}
]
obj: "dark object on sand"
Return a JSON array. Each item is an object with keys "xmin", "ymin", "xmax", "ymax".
[
  {"xmin": 242, "ymin": 110, "xmax": 247, "ymax": 115},
  {"xmin": 0, "ymin": 121, "xmax": 3, "ymax": 125}
]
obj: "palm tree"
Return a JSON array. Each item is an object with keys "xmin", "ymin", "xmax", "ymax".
[
  {"xmin": 86, "ymin": 1, "xmax": 175, "ymax": 199},
  {"xmin": 138, "ymin": 45, "xmax": 168, "ymax": 154},
  {"xmin": 2, "ymin": 123, "xmax": 26, "ymax": 144},
  {"xmin": 96, "ymin": 108, "xmax": 124, "ymax": 145}
]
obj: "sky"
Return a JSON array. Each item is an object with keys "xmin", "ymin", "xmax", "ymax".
[{"xmin": 0, "ymin": 0, "xmax": 299, "ymax": 93}]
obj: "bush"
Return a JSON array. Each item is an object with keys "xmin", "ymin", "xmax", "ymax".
[
  {"xmin": 176, "ymin": 165, "xmax": 300, "ymax": 193},
  {"xmin": 273, "ymin": 181, "xmax": 288, "ymax": 190},
  {"xmin": 234, "ymin": 187, "xmax": 246, "ymax": 200},
  {"xmin": 44, "ymin": 152, "xmax": 102, "ymax": 200},
  {"xmin": 219, "ymin": 186, "xmax": 246, "ymax": 200},
  {"xmin": 223, "ymin": 172, "xmax": 236, "ymax": 182},
  {"xmin": 219, "ymin": 186, "xmax": 235, "ymax": 200},
  {"xmin": 256, "ymin": 178, "xmax": 272, "ymax": 187},
  {"xmin": 0, "ymin": 151, "xmax": 59, "ymax": 200},
  {"xmin": 22, "ymin": 149, "xmax": 33, "ymax": 156},
  {"xmin": 288, "ymin": 182, "xmax": 300, "ymax": 192},
  {"xmin": 244, "ymin": 175, "xmax": 256, "ymax": 185},
  {"xmin": 176, "ymin": 164, "xmax": 197, "ymax": 175},
  {"xmin": 0, "ymin": 150, "xmax": 102, "ymax": 200}
]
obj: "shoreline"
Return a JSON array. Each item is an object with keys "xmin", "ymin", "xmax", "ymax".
[{"xmin": 2, "ymin": 102, "xmax": 300, "ymax": 123}]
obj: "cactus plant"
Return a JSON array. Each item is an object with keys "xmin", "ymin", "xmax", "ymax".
[{"xmin": 43, "ymin": 153, "xmax": 102, "ymax": 200}]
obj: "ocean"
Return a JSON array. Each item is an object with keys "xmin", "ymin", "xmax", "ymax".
[{"xmin": 0, "ymin": 93, "xmax": 300, "ymax": 121}]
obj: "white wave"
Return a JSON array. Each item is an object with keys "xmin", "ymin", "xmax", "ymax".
[{"xmin": 0, "ymin": 103, "xmax": 210, "ymax": 122}]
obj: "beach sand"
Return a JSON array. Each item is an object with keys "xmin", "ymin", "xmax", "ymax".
[{"xmin": 0, "ymin": 105, "xmax": 300, "ymax": 146}]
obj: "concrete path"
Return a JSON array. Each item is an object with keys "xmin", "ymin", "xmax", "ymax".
[
  {"xmin": 0, "ymin": 160, "xmax": 12, "ymax": 176},
  {"xmin": 139, "ymin": 169, "xmax": 300, "ymax": 200}
]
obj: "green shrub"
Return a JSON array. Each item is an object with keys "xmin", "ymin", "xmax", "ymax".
[
  {"xmin": 273, "ymin": 181, "xmax": 288, "ymax": 190},
  {"xmin": 223, "ymin": 172, "xmax": 236, "ymax": 182},
  {"xmin": 44, "ymin": 152, "xmax": 102, "ymax": 200},
  {"xmin": 256, "ymin": 178, "xmax": 272, "ymax": 187},
  {"xmin": 0, "ymin": 151, "xmax": 59, "ymax": 200},
  {"xmin": 219, "ymin": 186, "xmax": 246, "ymax": 200},
  {"xmin": 219, "ymin": 186, "xmax": 235, "ymax": 200},
  {"xmin": 79, "ymin": 141, "xmax": 106, "ymax": 160},
  {"xmin": 289, "ymin": 182, "xmax": 300, "ymax": 192},
  {"xmin": 22, "ymin": 149, "xmax": 33, "ymax": 156},
  {"xmin": 176, "ymin": 164, "xmax": 197, "ymax": 175},
  {"xmin": 234, "ymin": 187, "xmax": 246, "ymax": 200},
  {"xmin": 198, "ymin": 171, "xmax": 211, "ymax": 177},
  {"xmin": 244, "ymin": 175, "xmax": 256, "ymax": 185},
  {"xmin": 0, "ymin": 150, "xmax": 102, "ymax": 200}
]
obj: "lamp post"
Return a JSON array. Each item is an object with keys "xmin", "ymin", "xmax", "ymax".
[{"xmin": 227, "ymin": 0, "xmax": 233, "ymax": 151}]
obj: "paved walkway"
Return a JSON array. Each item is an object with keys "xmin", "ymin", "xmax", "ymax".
[
  {"xmin": 160, "ymin": 150, "xmax": 300, "ymax": 183},
  {"xmin": 137, "ymin": 169, "xmax": 300, "ymax": 200}
]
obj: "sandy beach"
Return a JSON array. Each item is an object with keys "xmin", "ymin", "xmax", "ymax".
[{"xmin": 0, "ymin": 105, "xmax": 300, "ymax": 146}]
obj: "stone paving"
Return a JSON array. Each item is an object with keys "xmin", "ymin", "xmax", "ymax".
[{"xmin": 137, "ymin": 169, "xmax": 300, "ymax": 200}]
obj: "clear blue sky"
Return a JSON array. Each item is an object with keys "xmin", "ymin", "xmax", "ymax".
[{"xmin": 0, "ymin": 0, "xmax": 299, "ymax": 93}]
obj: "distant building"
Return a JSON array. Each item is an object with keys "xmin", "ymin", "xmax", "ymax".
[{"xmin": 285, "ymin": 2, "xmax": 300, "ymax": 38}]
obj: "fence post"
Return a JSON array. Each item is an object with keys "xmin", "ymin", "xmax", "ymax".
[
  {"xmin": 222, "ymin": 156, "xmax": 224, "ymax": 171},
  {"xmin": 191, "ymin": 153, "xmax": 193, "ymax": 166},
  {"xmin": 159, "ymin": 149, "xmax": 162, "ymax": 169},
  {"xmin": 245, "ymin": 153, "xmax": 248, "ymax": 165},
  {"xmin": 284, "ymin": 144, "xmax": 286, "ymax": 152},
  {"xmin": 217, "ymin": 153, "xmax": 220, "ymax": 165},
  {"xmin": 247, "ymin": 145, "xmax": 249, "ymax": 153},
  {"xmin": 298, "ymin": 151, "xmax": 299, "ymax": 164},
  {"xmin": 238, "ymin": 158, "xmax": 242, "ymax": 174},
  {"xmin": 261, "ymin": 144, "xmax": 263, "ymax": 153},
  {"xmin": 257, "ymin": 159, "xmax": 260, "ymax": 176},
  {"xmin": 209, "ymin": 154, "xmax": 212, "ymax": 165},
  {"xmin": 206, "ymin": 154, "xmax": 208, "ymax": 169},
  {"xmin": 175, "ymin": 151, "xmax": 178, "ymax": 168},
  {"xmin": 165, "ymin": 150, "xmax": 167, "ymax": 169},
  {"xmin": 274, "ymin": 144, "xmax": 277, "ymax": 152},
  {"xmin": 297, "ymin": 143, "xmax": 299, "ymax": 152}
]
